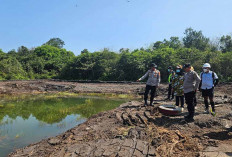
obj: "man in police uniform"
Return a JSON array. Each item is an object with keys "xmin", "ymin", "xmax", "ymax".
[
  {"xmin": 137, "ymin": 63, "xmax": 161, "ymax": 106},
  {"xmin": 183, "ymin": 63, "xmax": 201, "ymax": 122},
  {"xmin": 199, "ymin": 63, "xmax": 219, "ymax": 116}
]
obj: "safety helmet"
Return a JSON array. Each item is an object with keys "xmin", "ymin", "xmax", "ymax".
[{"xmin": 202, "ymin": 63, "xmax": 211, "ymax": 68}]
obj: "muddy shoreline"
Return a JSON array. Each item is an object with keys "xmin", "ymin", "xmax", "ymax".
[
  {"xmin": 0, "ymin": 80, "xmax": 231, "ymax": 157},
  {"xmin": 0, "ymin": 80, "xmax": 146, "ymax": 95}
]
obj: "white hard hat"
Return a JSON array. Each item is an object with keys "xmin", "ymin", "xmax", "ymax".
[{"xmin": 203, "ymin": 63, "xmax": 211, "ymax": 68}]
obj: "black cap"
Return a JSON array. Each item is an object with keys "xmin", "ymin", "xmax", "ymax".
[
  {"xmin": 183, "ymin": 63, "xmax": 191, "ymax": 68},
  {"xmin": 150, "ymin": 63, "xmax": 157, "ymax": 68},
  {"xmin": 168, "ymin": 66, "xmax": 172, "ymax": 69}
]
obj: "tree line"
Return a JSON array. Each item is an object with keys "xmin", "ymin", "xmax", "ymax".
[{"xmin": 0, "ymin": 28, "xmax": 232, "ymax": 82}]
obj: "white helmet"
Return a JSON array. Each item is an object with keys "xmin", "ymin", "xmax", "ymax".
[{"xmin": 203, "ymin": 63, "xmax": 211, "ymax": 68}]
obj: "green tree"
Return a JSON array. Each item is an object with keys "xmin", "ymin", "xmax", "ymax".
[
  {"xmin": 153, "ymin": 41, "xmax": 166, "ymax": 50},
  {"xmin": 220, "ymin": 35, "xmax": 232, "ymax": 53},
  {"xmin": 34, "ymin": 45, "xmax": 75, "ymax": 78},
  {"xmin": 7, "ymin": 49, "xmax": 17, "ymax": 56},
  {"xmin": 164, "ymin": 37, "xmax": 182, "ymax": 49},
  {"xmin": 0, "ymin": 49, "xmax": 6, "ymax": 60},
  {"xmin": 17, "ymin": 46, "xmax": 30, "ymax": 56},
  {"xmin": 93, "ymin": 49, "xmax": 119, "ymax": 80},
  {"xmin": 43, "ymin": 38, "xmax": 65, "ymax": 49},
  {"xmin": 183, "ymin": 28, "xmax": 210, "ymax": 51},
  {"xmin": 81, "ymin": 49, "xmax": 89, "ymax": 54},
  {"xmin": 0, "ymin": 57, "xmax": 27, "ymax": 80}
]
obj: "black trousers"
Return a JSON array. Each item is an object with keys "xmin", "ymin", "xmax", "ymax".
[
  {"xmin": 176, "ymin": 96, "xmax": 184, "ymax": 107},
  {"xmin": 193, "ymin": 92, "xmax": 197, "ymax": 106},
  {"xmin": 168, "ymin": 84, "xmax": 174, "ymax": 99},
  {"xmin": 144, "ymin": 85, "xmax": 157, "ymax": 105},
  {"xmin": 184, "ymin": 91, "xmax": 195, "ymax": 119},
  {"xmin": 202, "ymin": 88, "xmax": 215, "ymax": 111}
]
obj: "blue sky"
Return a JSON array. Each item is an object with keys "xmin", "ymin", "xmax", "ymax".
[{"xmin": 0, "ymin": 0, "xmax": 232, "ymax": 55}]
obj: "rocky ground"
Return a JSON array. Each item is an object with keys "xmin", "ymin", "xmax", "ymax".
[{"xmin": 1, "ymin": 80, "xmax": 231, "ymax": 157}]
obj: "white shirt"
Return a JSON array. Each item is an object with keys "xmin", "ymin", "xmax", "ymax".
[{"xmin": 200, "ymin": 71, "xmax": 218, "ymax": 89}]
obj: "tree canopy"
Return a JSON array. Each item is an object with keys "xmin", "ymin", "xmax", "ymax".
[
  {"xmin": 0, "ymin": 28, "xmax": 232, "ymax": 82},
  {"xmin": 183, "ymin": 28, "xmax": 210, "ymax": 51},
  {"xmin": 43, "ymin": 38, "xmax": 65, "ymax": 49}
]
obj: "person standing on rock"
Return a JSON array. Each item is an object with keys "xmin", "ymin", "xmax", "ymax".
[
  {"xmin": 172, "ymin": 65, "xmax": 184, "ymax": 111},
  {"xmin": 199, "ymin": 63, "xmax": 219, "ymax": 116},
  {"xmin": 167, "ymin": 66, "xmax": 175, "ymax": 100},
  {"xmin": 137, "ymin": 63, "xmax": 161, "ymax": 106},
  {"xmin": 183, "ymin": 63, "xmax": 201, "ymax": 122}
]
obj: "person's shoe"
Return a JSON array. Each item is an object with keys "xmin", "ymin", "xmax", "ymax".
[
  {"xmin": 211, "ymin": 112, "xmax": 216, "ymax": 116},
  {"xmin": 181, "ymin": 107, "xmax": 184, "ymax": 112},
  {"xmin": 144, "ymin": 102, "xmax": 148, "ymax": 106},
  {"xmin": 185, "ymin": 117, "xmax": 194, "ymax": 122},
  {"xmin": 211, "ymin": 110, "xmax": 216, "ymax": 116},
  {"xmin": 204, "ymin": 108, "xmax": 209, "ymax": 114},
  {"xmin": 195, "ymin": 106, "xmax": 198, "ymax": 110},
  {"xmin": 184, "ymin": 115, "xmax": 194, "ymax": 122}
]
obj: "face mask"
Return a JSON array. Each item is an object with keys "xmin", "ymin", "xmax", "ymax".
[
  {"xmin": 168, "ymin": 69, "xmax": 170, "ymax": 72},
  {"xmin": 176, "ymin": 69, "xmax": 181, "ymax": 73},
  {"xmin": 203, "ymin": 69, "xmax": 208, "ymax": 73}
]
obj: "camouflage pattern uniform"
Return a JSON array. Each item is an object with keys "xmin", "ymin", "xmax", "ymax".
[{"xmin": 172, "ymin": 74, "xmax": 184, "ymax": 96}]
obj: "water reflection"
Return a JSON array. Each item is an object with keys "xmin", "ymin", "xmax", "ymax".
[{"xmin": 0, "ymin": 94, "xmax": 125, "ymax": 157}]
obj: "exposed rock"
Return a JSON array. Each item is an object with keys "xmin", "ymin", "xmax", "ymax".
[{"xmin": 48, "ymin": 138, "xmax": 61, "ymax": 145}]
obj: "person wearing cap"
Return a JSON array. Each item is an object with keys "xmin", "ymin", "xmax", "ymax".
[
  {"xmin": 137, "ymin": 63, "xmax": 161, "ymax": 106},
  {"xmin": 167, "ymin": 66, "xmax": 175, "ymax": 100},
  {"xmin": 172, "ymin": 65, "xmax": 184, "ymax": 110},
  {"xmin": 183, "ymin": 63, "xmax": 201, "ymax": 122},
  {"xmin": 199, "ymin": 63, "xmax": 219, "ymax": 116}
]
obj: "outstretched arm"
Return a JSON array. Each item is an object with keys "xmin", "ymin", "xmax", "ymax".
[{"xmin": 138, "ymin": 71, "xmax": 149, "ymax": 81}]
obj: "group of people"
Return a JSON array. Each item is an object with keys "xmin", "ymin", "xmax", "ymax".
[{"xmin": 137, "ymin": 63, "xmax": 219, "ymax": 122}]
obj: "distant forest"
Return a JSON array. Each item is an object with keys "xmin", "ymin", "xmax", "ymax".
[{"xmin": 1, "ymin": 28, "xmax": 232, "ymax": 82}]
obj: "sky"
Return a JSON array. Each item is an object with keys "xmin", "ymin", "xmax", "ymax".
[{"xmin": 0, "ymin": 0, "xmax": 232, "ymax": 55}]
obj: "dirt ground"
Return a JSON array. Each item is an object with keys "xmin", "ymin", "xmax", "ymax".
[
  {"xmin": 0, "ymin": 80, "xmax": 146, "ymax": 95},
  {"xmin": 1, "ymin": 80, "xmax": 231, "ymax": 157}
]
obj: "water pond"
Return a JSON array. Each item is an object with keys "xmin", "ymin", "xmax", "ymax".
[{"xmin": 0, "ymin": 93, "xmax": 127, "ymax": 157}]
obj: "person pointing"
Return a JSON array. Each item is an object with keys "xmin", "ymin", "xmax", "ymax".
[{"xmin": 137, "ymin": 63, "xmax": 161, "ymax": 106}]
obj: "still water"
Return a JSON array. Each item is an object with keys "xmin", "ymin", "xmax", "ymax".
[{"xmin": 0, "ymin": 94, "xmax": 126, "ymax": 157}]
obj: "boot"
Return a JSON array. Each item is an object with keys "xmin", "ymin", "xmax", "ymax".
[
  {"xmin": 144, "ymin": 100, "xmax": 148, "ymax": 106},
  {"xmin": 204, "ymin": 100, "xmax": 209, "ymax": 114},
  {"xmin": 210, "ymin": 102, "xmax": 216, "ymax": 116}
]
